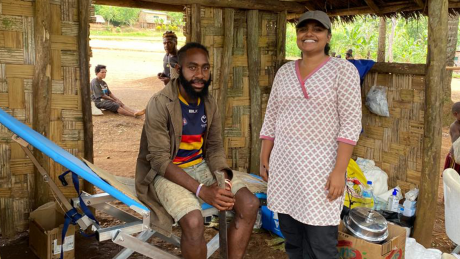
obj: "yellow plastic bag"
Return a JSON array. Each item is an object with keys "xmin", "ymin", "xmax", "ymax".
[{"xmin": 344, "ymin": 159, "xmax": 373, "ymax": 209}]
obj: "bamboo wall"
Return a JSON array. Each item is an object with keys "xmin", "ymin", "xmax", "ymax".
[
  {"xmin": 354, "ymin": 64, "xmax": 426, "ymax": 194},
  {"xmin": 192, "ymin": 6, "xmax": 280, "ymax": 172},
  {"xmin": 0, "ymin": 0, "xmax": 84, "ymax": 238}
]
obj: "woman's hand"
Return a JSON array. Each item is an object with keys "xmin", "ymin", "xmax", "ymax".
[
  {"xmin": 260, "ymin": 164, "xmax": 269, "ymax": 182},
  {"xmin": 325, "ymin": 170, "xmax": 345, "ymax": 202}
]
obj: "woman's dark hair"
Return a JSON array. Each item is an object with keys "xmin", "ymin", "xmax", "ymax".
[
  {"xmin": 325, "ymin": 28, "xmax": 332, "ymax": 55},
  {"xmin": 95, "ymin": 64, "xmax": 106, "ymax": 75}
]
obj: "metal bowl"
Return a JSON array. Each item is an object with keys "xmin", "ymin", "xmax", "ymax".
[{"xmin": 343, "ymin": 207, "xmax": 389, "ymax": 243}]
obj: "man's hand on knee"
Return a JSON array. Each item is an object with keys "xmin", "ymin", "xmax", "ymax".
[{"xmin": 198, "ymin": 183, "xmax": 235, "ymax": 211}]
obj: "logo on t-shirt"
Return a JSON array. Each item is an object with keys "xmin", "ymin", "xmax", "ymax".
[
  {"xmin": 201, "ymin": 115, "xmax": 207, "ymax": 128},
  {"xmin": 183, "ymin": 118, "xmax": 188, "ymax": 126}
]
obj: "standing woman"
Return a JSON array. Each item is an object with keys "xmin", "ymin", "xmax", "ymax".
[{"xmin": 259, "ymin": 11, "xmax": 362, "ymax": 259}]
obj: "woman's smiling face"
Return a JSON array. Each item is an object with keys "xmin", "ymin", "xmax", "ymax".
[{"xmin": 296, "ymin": 20, "xmax": 331, "ymax": 55}]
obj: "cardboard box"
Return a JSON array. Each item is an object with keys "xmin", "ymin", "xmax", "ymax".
[
  {"xmin": 337, "ymin": 221, "xmax": 406, "ymax": 259},
  {"xmin": 29, "ymin": 202, "xmax": 75, "ymax": 259}
]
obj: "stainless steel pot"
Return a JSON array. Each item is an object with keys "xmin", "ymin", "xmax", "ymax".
[{"xmin": 343, "ymin": 207, "xmax": 389, "ymax": 243}]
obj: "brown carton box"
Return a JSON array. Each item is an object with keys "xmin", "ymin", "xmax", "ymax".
[
  {"xmin": 29, "ymin": 202, "xmax": 75, "ymax": 259},
  {"xmin": 337, "ymin": 221, "xmax": 406, "ymax": 259}
]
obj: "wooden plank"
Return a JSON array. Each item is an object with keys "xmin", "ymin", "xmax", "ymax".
[
  {"xmin": 0, "ymin": 49, "xmax": 24, "ymax": 64},
  {"xmin": 51, "ymin": 94, "xmax": 79, "ymax": 109},
  {"xmin": 0, "ymin": 15, "xmax": 24, "ymax": 31},
  {"xmin": 364, "ymin": 0, "xmax": 381, "ymax": 14},
  {"xmin": 24, "ymin": 17, "xmax": 35, "ymax": 65},
  {"xmin": 51, "ymin": 49, "xmax": 62, "ymax": 80},
  {"xmin": 218, "ymin": 8, "xmax": 234, "ymax": 140},
  {"xmin": 78, "ymin": 0, "xmax": 95, "ymax": 202},
  {"xmin": 4, "ymin": 31, "xmax": 23, "ymax": 49},
  {"xmin": 2, "ymin": 3, "xmax": 34, "ymax": 17},
  {"xmin": 33, "ymin": 0, "xmax": 52, "ymax": 207},
  {"xmin": 413, "ymin": 0, "xmax": 448, "ymax": 247},
  {"xmin": 370, "ymin": 62, "xmax": 426, "ymax": 75},
  {"xmin": 5, "ymin": 65, "xmax": 34, "ymax": 78},
  {"xmin": 51, "ymin": 35, "xmax": 78, "ymax": 50},
  {"xmin": 0, "ymin": 32, "xmax": 4, "ymax": 47},
  {"xmin": 7, "ymin": 78, "xmax": 24, "ymax": 109},
  {"xmin": 276, "ymin": 10, "xmax": 287, "ymax": 72},
  {"xmin": 51, "ymin": 4, "xmax": 62, "ymax": 35},
  {"xmin": 0, "ymin": 93, "xmax": 8, "ymax": 107},
  {"xmin": 191, "ymin": 4, "xmax": 201, "ymax": 43},
  {"xmin": 247, "ymin": 10, "xmax": 261, "ymax": 175},
  {"xmin": 61, "ymin": 21, "xmax": 79, "ymax": 36}
]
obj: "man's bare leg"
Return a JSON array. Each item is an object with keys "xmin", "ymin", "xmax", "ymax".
[
  {"xmin": 117, "ymin": 107, "xmax": 136, "ymax": 117},
  {"xmin": 228, "ymin": 188, "xmax": 260, "ymax": 259},
  {"xmin": 179, "ymin": 210, "xmax": 207, "ymax": 259},
  {"xmin": 120, "ymin": 104, "xmax": 145, "ymax": 116}
]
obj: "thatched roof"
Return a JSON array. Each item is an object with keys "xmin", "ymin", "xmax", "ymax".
[
  {"xmin": 94, "ymin": 0, "xmax": 460, "ymax": 21},
  {"xmin": 287, "ymin": 0, "xmax": 460, "ymax": 22}
]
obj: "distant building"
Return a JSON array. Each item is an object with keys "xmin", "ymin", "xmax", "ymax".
[
  {"xmin": 139, "ymin": 10, "xmax": 168, "ymax": 28},
  {"xmin": 94, "ymin": 15, "xmax": 106, "ymax": 24}
]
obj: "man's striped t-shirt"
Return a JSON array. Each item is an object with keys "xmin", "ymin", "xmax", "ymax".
[{"xmin": 173, "ymin": 93, "xmax": 207, "ymax": 168}]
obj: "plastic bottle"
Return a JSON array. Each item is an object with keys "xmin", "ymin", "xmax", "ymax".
[
  {"xmin": 387, "ymin": 189, "xmax": 400, "ymax": 212},
  {"xmin": 362, "ymin": 181, "xmax": 375, "ymax": 209}
]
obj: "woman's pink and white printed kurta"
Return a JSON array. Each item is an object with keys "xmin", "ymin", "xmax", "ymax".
[{"xmin": 260, "ymin": 57, "xmax": 362, "ymax": 226}]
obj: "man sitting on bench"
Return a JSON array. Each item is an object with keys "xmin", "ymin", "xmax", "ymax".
[{"xmin": 136, "ymin": 42, "xmax": 259, "ymax": 259}]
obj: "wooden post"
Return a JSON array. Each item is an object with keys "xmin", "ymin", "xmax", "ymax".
[
  {"xmin": 247, "ymin": 10, "xmax": 261, "ymax": 175},
  {"xmin": 218, "ymin": 9, "xmax": 234, "ymax": 140},
  {"xmin": 276, "ymin": 10, "xmax": 287, "ymax": 72},
  {"xmin": 413, "ymin": 0, "xmax": 448, "ymax": 247},
  {"xmin": 33, "ymin": 0, "xmax": 52, "ymax": 208},
  {"xmin": 377, "ymin": 17, "xmax": 386, "ymax": 62},
  {"xmin": 79, "ymin": 0, "xmax": 95, "ymax": 196},
  {"xmin": 191, "ymin": 4, "xmax": 201, "ymax": 43}
]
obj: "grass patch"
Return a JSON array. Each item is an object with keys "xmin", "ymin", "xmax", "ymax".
[{"xmin": 453, "ymin": 73, "xmax": 460, "ymax": 79}]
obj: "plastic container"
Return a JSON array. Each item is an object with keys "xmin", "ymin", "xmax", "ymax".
[
  {"xmin": 403, "ymin": 200, "xmax": 416, "ymax": 217},
  {"xmin": 261, "ymin": 206, "xmax": 284, "ymax": 238},
  {"xmin": 362, "ymin": 181, "xmax": 376, "ymax": 209},
  {"xmin": 387, "ymin": 189, "xmax": 400, "ymax": 212}
]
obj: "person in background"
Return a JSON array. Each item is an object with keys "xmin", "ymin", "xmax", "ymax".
[
  {"xmin": 90, "ymin": 65, "xmax": 144, "ymax": 117},
  {"xmin": 259, "ymin": 11, "xmax": 362, "ymax": 259},
  {"xmin": 444, "ymin": 102, "xmax": 460, "ymax": 174},
  {"xmin": 158, "ymin": 31, "xmax": 179, "ymax": 85}
]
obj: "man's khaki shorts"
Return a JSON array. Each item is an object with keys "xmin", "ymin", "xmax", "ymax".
[{"xmin": 154, "ymin": 161, "xmax": 246, "ymax": 222}]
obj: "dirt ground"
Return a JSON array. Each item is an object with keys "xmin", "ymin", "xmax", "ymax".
[{"xmin": 0, "ymin": 39, "xmax": 458, "ymax": 258}]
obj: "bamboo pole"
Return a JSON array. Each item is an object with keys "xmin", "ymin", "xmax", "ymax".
[
  {"xmin": 247, "ymin": 10, "xmax": 261, "ymax": 175},
  {"xmin": 377, "ymin": 17, "xmax": 386, "ymax": 62},
  {"xmin": 191, "ymin": 4, "xmax": 201, "ymax": 43},
  {"xmin": 79, "ymin": 0, "xmax": 95, "ymax": 197},
  {"xmin": 33, "ymin": 0, "xmax": 52, "ymax": 208},
  {"xmin": 413, "ymin": 0, "xmax": 448, "ymax": 247},
  {"xmin": 276, "ymin": 10, "xmax": 287, "ymax": 72},
  {"xmin": 218, "ymin": 8, "xmax": 234, "ymax": 141}
]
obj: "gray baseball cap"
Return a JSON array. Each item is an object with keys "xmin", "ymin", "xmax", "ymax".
[{"xmin": 296, "ymin": 11, "xmax": 331, "ymax": 29}]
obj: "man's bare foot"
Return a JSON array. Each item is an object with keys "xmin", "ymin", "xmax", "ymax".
[{"xmin": 134, "ymin": 109, "xmax": 145, "ymax": 117}]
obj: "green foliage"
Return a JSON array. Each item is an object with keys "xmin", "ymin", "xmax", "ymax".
[
  {"xmin": 115, "ymin": 27, "xmax": 122, "ymax": 33},
  {"xmin": 168, "ymin": 12, "xmax": 185, "ymax": 27},
  {"xmin": 155, "ymin": 25, "xmax": 162, "ymax": 31},
  {"xmin": 94, "ymin": 5, "xmax": 140, "ymax": 26},
  {"xmin": 286, "ymin": 15, "xmax": 430, "ymax": 64}
]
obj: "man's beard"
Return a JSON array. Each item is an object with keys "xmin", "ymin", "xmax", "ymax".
[{"xmin": 178, "ymin": 69, "xmax": 212, "ymax": 100}]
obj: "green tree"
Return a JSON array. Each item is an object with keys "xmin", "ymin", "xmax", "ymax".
[
  {"xmin": 94, "ymin": 5, "xmax": 140, "ymax": 26},
  {"xmin": 168, "ymin": 12, "xmax": 184, "ymax": 27}
]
